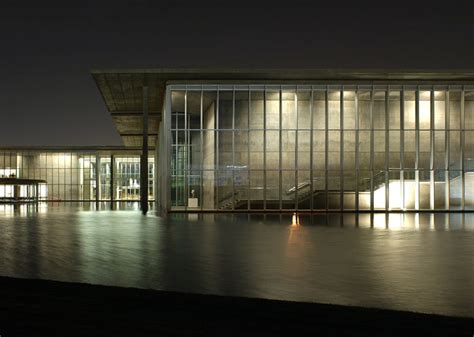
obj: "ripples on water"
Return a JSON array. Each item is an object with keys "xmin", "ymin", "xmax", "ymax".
[{"xmin": 0, "ymin": 203, "xmax": 473, "ymax": 317}]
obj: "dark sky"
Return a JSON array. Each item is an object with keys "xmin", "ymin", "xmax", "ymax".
[{"xmin": 1, "ymin": 0, "xmax": 473, "ymax": 146}]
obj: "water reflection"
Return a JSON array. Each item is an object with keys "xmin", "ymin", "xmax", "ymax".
[
  {"xmin": 169, "ymin": 212, "xmax": 473, "ymax": 231},
  {"xmin": 0, "ymin": 202, "xmax": 143, "ymax": 217},
  {"xmin": 0, "ymin": 204, "xmax": 473, "ymax": 317},
  {"xmin": 291, "ymin": 212, "xmax": 300, "ymax": 226}
]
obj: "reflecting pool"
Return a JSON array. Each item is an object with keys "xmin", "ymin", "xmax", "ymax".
[{"xmin": 0, "ymin": 203, "xmax": 473, "ymax": 317}]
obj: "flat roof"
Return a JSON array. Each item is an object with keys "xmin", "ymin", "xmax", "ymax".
[
  {"xmin": 92, "ymin": 68, "xmax": 474, "ymax": 112},
  {"xmin": 0, "ymin": 178, "xmax": 47, "ymax": 185},
  {"xmin": 91, "ymin": 68, "xmax": 474, "ymax": 147},
  {"xmin": 92, "ymin": 68, "xmax": 474, "ymax": 80},
  {"xmin": 0, "ymin": 146, "xmax": 151, "ymax": 155}
]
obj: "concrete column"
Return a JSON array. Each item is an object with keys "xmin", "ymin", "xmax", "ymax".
[
  {"xmin": 324, "ymin": 89, "xmax": 329, "ymax": 211},
  {"xmin": 95, "ymin": 155, "xmax": 100, "ymax": 208},
  {"xmin": 110, "ymin": 154, "xmax": 114, "ymax": 206},
  {"xmin": 400, "ymin": 88, "xmax": 405, "ymax": 210},
  {"xmin": 355, "ymin": 88, "xmax": 360, "ymax": 211},
  {"xmin": 415, "ymin": 89, "xmax": 420, "ymax": 210},
  {"xmin": 155, "ymin": 123, "xmax": 160, "ymax": 213},
  {"xmin": 340, "ymin": 88, "xmax": 344, "ymax": 211},
  {"xmin": 141, "ymin": 86, "xmax": 149, "ymax": 215},
  {"xmin": 163, "ymin": 87, "xmax": 172, "ymax": 213},
  {"xmin": 385, "ymin": 88, "xmax": 390, "ymax": 211},
  {"xmin": 14, "ymin": 184, "xmax": 19, "ymax": 201},
  {"xmin": 369, "ymin": 89, "xmax": 375, "ymax": 212},
  {"xmin": 460, "ymin": 88, "xmax": 465, "ymax": 210},
  {"xmin": 430, "ymin": 88, "xmax": 435, "ymax": 210},
  {"xmin": 445, "ymin": 90, "xmax": 450, "ymax": 209}
]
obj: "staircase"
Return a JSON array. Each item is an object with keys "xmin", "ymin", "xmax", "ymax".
[{"xmin": 217, "ymin": 172, "xmax": 474, "ymax": 210}]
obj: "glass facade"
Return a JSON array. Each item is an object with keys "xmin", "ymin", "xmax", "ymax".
[
  {"xmin": 165, "ymin": 84, "xmax": 474, "ymax": 211},
  {"xmin": 0, "ymin": 150, "xmax": 155, "ymax": 201}
]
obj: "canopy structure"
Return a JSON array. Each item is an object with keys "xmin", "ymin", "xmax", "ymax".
[
  {"xmin": 91, "ymin": 68, "xmax": 474, "ymax": 148},
  {"xmin": 0, "ymin": 177, "xmax": 47, "ymax": 203},
  {"xmin": 0, "ymin": 178, "xmax": 47, "ymax": 185}
]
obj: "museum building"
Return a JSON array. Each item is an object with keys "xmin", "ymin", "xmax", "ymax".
[{"xmin": 1, "ymin": 69, "xmax": 473, "ymax": 213}]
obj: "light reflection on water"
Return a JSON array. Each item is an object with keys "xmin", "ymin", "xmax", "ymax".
[{"xmin": 0, "ymin": 203, "xmax": 473, "ymax": 317}]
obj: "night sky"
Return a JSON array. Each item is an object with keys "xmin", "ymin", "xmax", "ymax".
[{"xmin": 1, "ymin": 1, "xmax": 472, "ymax": 146}]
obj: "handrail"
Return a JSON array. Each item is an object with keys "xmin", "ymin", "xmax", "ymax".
[
  {"xmin": 286, "ymin": 179, "xmax": 319, "ymax": 195},
  {"xmin": 221, "ymin": 168, "xmax": 471, "ymax": 208},
  {"xmin": 357, "ymin": 170, "xmax": 386, "ymax": 191},
  {"xmin": 218, "ymin": 191, "xmax": 238, "ymax": 204},
  {"xmin": 287, "ymin": 182, "xmax": 310, "ymax": 194}
]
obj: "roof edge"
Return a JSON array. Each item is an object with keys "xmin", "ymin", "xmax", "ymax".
[{"xmin": 90, "ymin": 68, "xmax": 474, "ymax": 80}]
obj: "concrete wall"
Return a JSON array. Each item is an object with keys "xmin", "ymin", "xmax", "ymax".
[
  {"xmin": 202, "ymin": 102, "xmax": 216, "ymax": 209},
  {"xmin": 184, "ymin": 92, "xmax": 472, "ymax": 209}
]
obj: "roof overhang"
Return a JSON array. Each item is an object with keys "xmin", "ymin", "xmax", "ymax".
[
  {"xmin": 0, "ymin": 178, "xmax": 47, "ymax": 185},
  {"xmin": 92, "ymin": 68, "xmax": 474, "ymax": 147},
  {"xmin": 0, "ymin": 146, "xmax": 153, "ymax": 156}
]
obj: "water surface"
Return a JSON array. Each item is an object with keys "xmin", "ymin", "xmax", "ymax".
[{"xmin": 1, "ymin": 203, "xmax": 473, "ymax": 317}]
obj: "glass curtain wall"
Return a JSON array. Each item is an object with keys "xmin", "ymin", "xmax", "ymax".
[
  {"xmin": 0, "ymin": 151, "xmax": 155, "ymax": 202},
  {"xmin": 168, "ymin": 85, "xmax": 474, "ymax": 211}
]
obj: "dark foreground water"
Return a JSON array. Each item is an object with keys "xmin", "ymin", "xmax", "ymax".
[{"xmin": 1, "ymin": 203, "xmax": 473, "ymax": 317}]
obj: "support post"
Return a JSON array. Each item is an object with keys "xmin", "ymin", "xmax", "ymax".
[
  {"xmin": 95, "ymin": 155, "xmax": 100, "ymax": 209},
  {"xmin": 445, "ymin": 90, "xmax": 450, "ymax": 209},
  {"xmin": 156, "ymin": 86, "xmax": 172, "ymax": 215},
  {"xmin": 340, "ymin": 88, "xmax": 344, "ymax": 211},
  {"xmin": 110, "ymin": 154, "xmax": 114, "ymax": 209},
  {"xmin": 415, "ymin": 88, "xmax": 420, "ymax": 210},
  {"xmin": 141, "ymin": 86, "xmax": 149, "ymax": 215},
  {"xmin": 460, "ymin": 87, "xmax": 465, "ymax": 211},
  {"xmin": 430, "ymin": 88, "xmax": 435, "ymax": 210},
  {"xmin": 385, "ymin": 88, "xmax": 390, "ymax": 211},
  {"xmin": 355, "ymin": 87, "xmax": 360, "ymax": 211},
  {"xmin": 36, "ymin": 183, "xmax": 39, "ymax": 212},
  {"xmin": 369, "ymin": 88, "xmax": 375, "ymax": 212}
]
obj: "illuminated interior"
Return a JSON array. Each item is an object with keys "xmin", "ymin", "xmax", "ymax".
[
  {"xmin": 0, "ymin": 150, "xmax": 155, "ymax": 201},
  {"xmin": 164, "ymin": 86, "xmax": 474, "ymax": 211}
]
